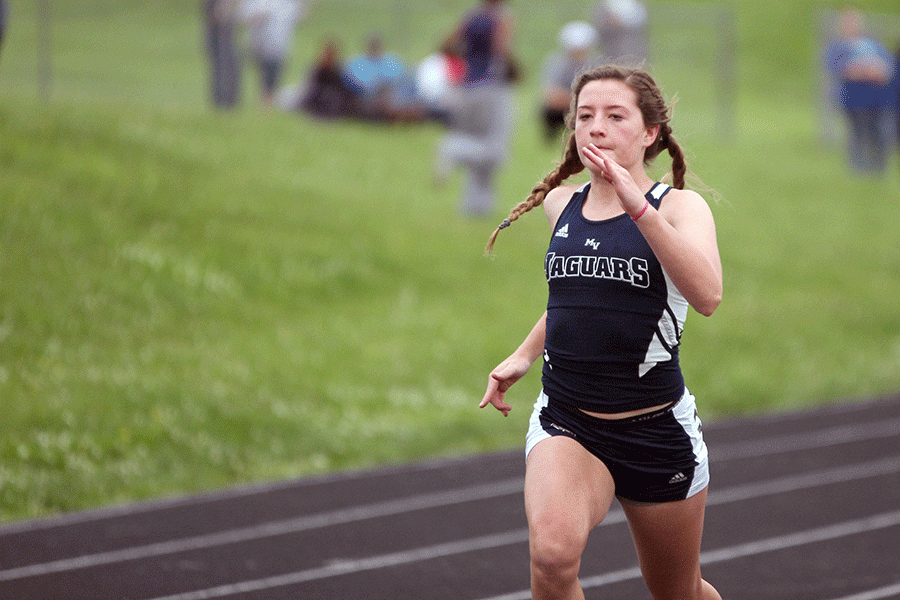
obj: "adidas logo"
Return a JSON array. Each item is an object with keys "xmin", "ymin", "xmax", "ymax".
[
  {"xmin": 669, "ymin": 472, "xmax": 687, "ymax": 484},
  {"xmin": 554, "ymin": 223, "xmax": 569, "ymax": 238}
]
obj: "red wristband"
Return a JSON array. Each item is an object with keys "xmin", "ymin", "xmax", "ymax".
[{"xmin": 632, "ymin": 201, "xmax": 650, "ymax": 221}]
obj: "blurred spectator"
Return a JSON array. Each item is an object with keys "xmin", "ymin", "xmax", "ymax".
[
  {"xmin": 895, "ymin": 41, "xmax": 900, "ymax": 165},
  {"xmin": 415, "ymin": 40, "xmax": 467, "ymax": 125},
  {"xmin": 592, "ymin": 0, "xmax": 648, "ymax": 67},
  {"xmin": 242, "ymin": 0, "xmax": 309, "ymax": 107},
  {"xmin": 435, "ymin": 0, "xmax": 516, "ymax": 217},
  {"xmin": 824, "ymin": 7, "xmax": 896, "ymax": 175},
  {"xmin": 344, "ymin": 34, "xmax": 421, "ymax": 121},
  {"xmin": 0, "ymin": 0, "xmax": 6, "ymax": 59},
  {"xmin": 540, "ymin": 21, "xmax": 599, "ymax": 141},
  {"xmin": 202, "ymin": 0, "xmax": 242, "ymax": 108},
  {"xmin": 277, "ymin": 38, "xmax": 357, "ymax": 118}
]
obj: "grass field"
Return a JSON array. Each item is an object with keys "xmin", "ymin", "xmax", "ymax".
[{"xmin": 1, "ymin": 0, "xmax": 899, "ymax": 522}]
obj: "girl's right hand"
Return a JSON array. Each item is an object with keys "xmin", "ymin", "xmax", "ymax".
[{"xmin": 479, "ymin": 356, "xmax": 531, "ymax": 417}]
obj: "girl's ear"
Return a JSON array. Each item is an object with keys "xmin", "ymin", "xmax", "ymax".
[{"xmin": 643, "ymin": 124, "xmax": 660, "ymax": 148}]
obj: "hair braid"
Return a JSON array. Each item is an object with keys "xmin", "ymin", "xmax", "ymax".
[
  {"xmin": 659, "ymin": 124, "xmax": 686, "ymax": 190},
  {"xmin": 485, "ymin": 134, "xmax": 584, "ymax": 254}
]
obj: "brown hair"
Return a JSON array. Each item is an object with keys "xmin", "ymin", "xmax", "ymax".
[{"xmin": 486, "ymin": 65, "xmax": 687, "ymax": 253}]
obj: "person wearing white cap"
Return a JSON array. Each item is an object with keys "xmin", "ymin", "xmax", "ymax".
[
  {"xmin": 540, "ymin": 21, "xmax": 599, "ymax": 141},
  {"xmin": 593, "ymin": 0, "xmax": 648, "ymax": 67}
]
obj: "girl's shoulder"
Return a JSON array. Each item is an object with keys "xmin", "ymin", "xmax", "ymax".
[
  {"xmin": 658, "ymin": 186, "xmax": 714, "ymax": 229},
  {"xmin": 658, "ymin": 186, "xmax": 707, "ymax": 210},
  {"xmin": 544, "ymin": 183, "xmax": 584, "ymax": 227}
]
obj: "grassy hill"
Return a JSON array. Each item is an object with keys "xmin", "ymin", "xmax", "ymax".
[{"xmin": 1, "ymin": 0, "xmax": 899, "ymax": 522}]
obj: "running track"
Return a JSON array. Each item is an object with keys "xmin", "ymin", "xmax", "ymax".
[{"xmin": 1, "ymin": 394, "xmax": 899, "ymax": 600}]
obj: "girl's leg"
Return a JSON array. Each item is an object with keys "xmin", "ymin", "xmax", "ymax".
[
  {"xmin": 524, "ymin": 436, "xmax": 616, "ymax": 600},
  {"xmin": 621, "ymin": 488, "xmax": 722, "ymax": 600}
]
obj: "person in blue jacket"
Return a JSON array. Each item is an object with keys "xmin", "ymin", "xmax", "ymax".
[{"xmin": 825, "ymin": 7, "xmax": 896, "ymax": 175}]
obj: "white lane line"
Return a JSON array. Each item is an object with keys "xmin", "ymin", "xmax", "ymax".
[
  {"xmin": 2, "ymin": 401, "xmax": 896, "ymax": 537},
  {"xmin": 706, "ymin": 455, "xmax": 900, "ymax": 505},
  {"xmin": 713, "ymin": 417, "xmax": 900, "ymax": 460},
  {"xmin": 827, "ymin": 582, "xmax": 900, "ymax": 600},
  {"xmin": 0, "ymin": 451, "xmax": 521, "ymax": 536},
  {"xmin": 146, "ymin": 509, "xmax": 900, "ymax": 600},
  {"xmin": 477, "ymin": 510, "xmax": 900, "ymax": 600},
  {"xmin": 146, "ymin": 530, "xmax": 532, "ymax": 600},
  {"xmin": 3, "ymin": 453, "xmax": 898, "ymax": 584},
  {"xmin": 0, "ymin": 478, "xmax": 523, "ymax": 582}
]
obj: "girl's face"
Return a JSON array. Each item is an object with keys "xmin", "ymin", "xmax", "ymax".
[{"xmin": 573, "ymin": 79, "xmax": 658, "ymax": 172}]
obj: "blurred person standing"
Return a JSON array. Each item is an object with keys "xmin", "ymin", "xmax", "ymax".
[
  {"xmin": 242, "ymin": 0, "xmax": 309, "ymax": 107},
  {"xmin": 203, "ymin": 0, "xmax": 243, "ymax": 108},
  {"xmin": 540, "ymin": 21, "xmax": 599, "ymax": 142},
  {"xmin": 824, "ymin": 7, "xmax": 896, "ymax": 176},
  {"xmin": 894, "ymin": 41, "xmax": 900, "ymax": 167},
  {"xmin": 0, "ymin": 0, "xmax": 6, "ymax": 61},
  {"xmin": 592, "ymin": 0, "xmax": 648, "ymax": 67},
  {"xmin": 435, "ymin": 0, "xmax": 516, "ymax": 217}
]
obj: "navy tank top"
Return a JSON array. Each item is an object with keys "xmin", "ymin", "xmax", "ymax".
[
  {"xmin": 542, "ymin": 182, "xmax": 689, "ymax": 413},
  {"xmin": 460, "ymin": 7, "xmax": 503, "ymax": 86}
]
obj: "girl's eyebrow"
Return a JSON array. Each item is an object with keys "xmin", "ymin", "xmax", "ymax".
[{"xmin": 577, "ymin": 103, "xmax": 630, "ymax": 112}]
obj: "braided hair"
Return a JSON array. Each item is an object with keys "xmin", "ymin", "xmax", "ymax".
[{"xmin": 486, "ymin": 65, "xmax": 687, "ymax": 254}]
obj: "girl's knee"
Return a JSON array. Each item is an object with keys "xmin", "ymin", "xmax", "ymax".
[{"xmin": 529, "ymin": 525, "xmax": 586, "ymax": 582}]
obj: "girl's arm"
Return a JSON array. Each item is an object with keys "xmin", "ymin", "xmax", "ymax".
[
  {"xmin": 636, "ymin": 187, "xmax": 722, "ymax": 316},
  {"xmin": 480, "ymin": 311, "xmax": 547, "ymax": 416},
  {"xmin": 480, "ymin": 183, "xmax": 576, "ymax": 415},
  {"xmin": 583, "ymin": 145, "xmax": 722, "ymax": 316}
]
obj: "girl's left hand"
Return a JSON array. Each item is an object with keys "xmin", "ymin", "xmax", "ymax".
[{"xmin": 582, "ymin": 144, "xmax": 647, "ymax": 218}]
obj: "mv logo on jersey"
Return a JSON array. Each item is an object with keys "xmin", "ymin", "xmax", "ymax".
[{"xmin": 554, "ymin": 223, "xmax": 569, "ymax": 238}]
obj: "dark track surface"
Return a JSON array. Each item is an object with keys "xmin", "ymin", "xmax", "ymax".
[{"xmin": 2, "ymin": 394, "xmax": 900, "ymax": 600}]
